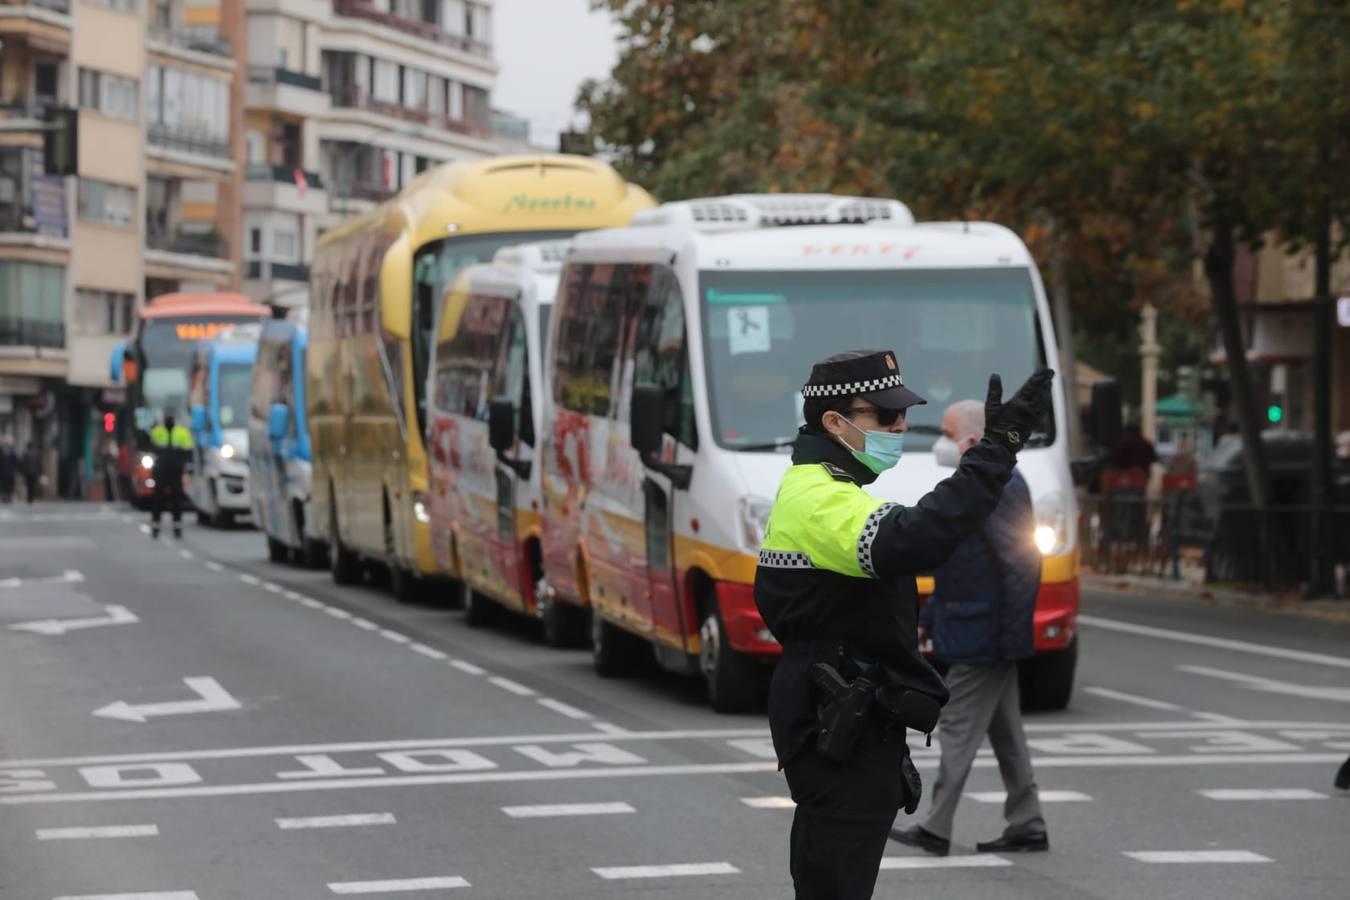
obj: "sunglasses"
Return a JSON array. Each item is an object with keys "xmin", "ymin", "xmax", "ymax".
[{"xmin": 840, "ymin": 406, "xmax": 904, "ymax": 427}]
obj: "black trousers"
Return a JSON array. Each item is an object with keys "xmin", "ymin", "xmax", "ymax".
[
  {"xmin": 784, "ymin": 732, "xmax": 912, "ymax": 900},
  {"xmin": 151, "ymin": 474, "xmax": 184, "ymax": 529}
]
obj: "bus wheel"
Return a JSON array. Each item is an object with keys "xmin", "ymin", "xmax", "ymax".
[
  {"xmin": 266, "ymin": 536, "xmax": 288, "ymax": 564},
  {"xmin": 462, "ymin": 581, "xmax": 495, "ymax": 628},
  {"xmin": 329, "ymin": 500, "xmax": 360, "ymax": 586},
  {"xmin": 1018, "ymin": 637, "xmax": 1078, "ymax": 712},
  {"xmin": 591, "ymin": 613, "xmax": 646, "ymax": 677},
  {"xmin": 389, "ymin": 564, "xmax": 420, "ymax": 605},
  {"xmin": 538, "ymin": 577, "xmax": 585, "ymax": 648},
  {"xmin": 699, "ymin": 604, "xmax": 761, "ymax": 713}
]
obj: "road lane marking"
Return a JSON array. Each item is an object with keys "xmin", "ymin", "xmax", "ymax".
[
  {"xmin": 880, "ymin": 856, "xmax": 1012, "ymax": 869},
  {"xmin": 1197, "ymin": 788, "xmax": 1327, "ymax": 800},
  {"xmin": 503, "ymin": 802, "xmax": 635, "ymax": 818},
  {"xmin": 1080, "ymin": 614, "xmax": 1350, "ymax": 670},
  {"xmin": 37, "ymin": 824, "xmax": 159, "ymax": 840},
  {"xmin": 742, "ymin": 796, "xmax": 795, "ymax": 809},
  {"xmin": 1124, "ymin": 850, "xmax": 1271, "ymax": 864},
  {"xmin": 92, "ymin": 677, "xmax": 241, "ymax": 724},
  {"xmin": 378, "ymin": 630, "xmax": 410, "ymax": 644},
  {"xmin": 328, "ymin": 877, "xmax": 469, "ymax": 893},
  {"xmin": 1178, "ymin": 665, "xmax": 1350, "ymax": 703},
  {"xmin": 408, "ymin": 643, "xmax": 447, "ymax": 661},
  {"xmin": 0, "ymin": 569, "xmax": 84, "ymax": 589},
  {"xmin": 177, "ymin": 550, "xmax": 193, "ymax": 560},
  {"xmin": 237, "ymin": 573, "xmax": 260, "ymax": 586},
  {"xmin": 593, "ymin": 722, "xmax": 628, "ymax": 735},
  {"xmin": 350, "ymin": 618, "xmax": 380, "ymax": 631},
  {"xmin": 1083, "ymin": 687, "xmax": 1187, "ymax": 712},
  {"xmin": 299, "ymin": 597, "xmax": 325, "ymax": 610},
  {"xmin": 448, "ymin": 660, "xmax": 485, "ymax": 675},
  {"xmin": 203, "ymin": 562, "xmax": 223, "ymax": 573},
  {"xmin": 488, "ymin": 677, "xmax": 535, "ymax": 697},
  {"xmin": 537, "ymin": 698, "xmax": 592, "ymax": 720},
  {"xmin": 592, "ymin": 862, "xmax": 739, "ymax": 879},
  {"xmin": 262, "ymin": 582, "xmax": 283, "ymax": 594},
  {"xmin": 10, "ymin": 605, "xmax": 139, "ymax": 636},
  {"xmin": 54, "ymin": 894, "xmax": 198, "ymax": 900},
  {"xmin": 323, "ymin": 607, "xmax": 353, "ymax": 620},
  {"xmin": 967, "ymin": 790, "xmax": 1091, "ymax": 803},
  {"xmin": 276, "ymin": 813, "xmax": 397, "ymax": 829}
]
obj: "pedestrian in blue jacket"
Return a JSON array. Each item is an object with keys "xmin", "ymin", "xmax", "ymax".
[{"xmin": 891, "ymin": 399, "xmax": 1048, "ymax": 856}]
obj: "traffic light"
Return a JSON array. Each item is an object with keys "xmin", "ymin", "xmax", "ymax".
[
  {"xmin": 1267, "ymin": 395, "xmax": 1284, "ymax": 424},
  {"xmin": 42, "ymin": 107, "xmax": 79, "ymax": 176},
  {"xmin": 559, "ymin": 130, "xmax": 594, "ymax": 156},
  {"xmin": 103, "ymin": 412, "xmax": 116, "ymax": 433}
]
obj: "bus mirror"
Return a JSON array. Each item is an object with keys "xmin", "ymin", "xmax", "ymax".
[
  {"xmin": 268, "ymin": 403, "xmax": 290, "ymax": 442},
  {"xmin": 630, "ymin": 384, "xmax": 666, "ymax": 458},
  {"xmin": 190, "ymin": 404, "xmax": 207, "ymax": 434},
  {"xmin": 1090, "ymin": 380, "xmax": 1122, "ymax": 450},
  {"xmin": 488, "ymin": 399, "xmax": 516, "ymax": 453},
  {"xmin": 109, "ymin": 342, "xmax": 126, "ymax": 384}
]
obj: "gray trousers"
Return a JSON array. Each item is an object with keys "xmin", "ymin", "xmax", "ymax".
[{"xmin": 920, "ymin": 661, "xmax": 1046, "ymax": 840}]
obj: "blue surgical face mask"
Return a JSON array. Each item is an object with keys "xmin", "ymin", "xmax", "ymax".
[{"xmin": 838, "ymin": 416, "xmax": 905, "ymax": 473}]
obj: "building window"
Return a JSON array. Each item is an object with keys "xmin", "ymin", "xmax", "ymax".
[
  {"xmin": 75, "ymin": 289, "xmax": 136, "ymax": 336},
  {"xmin": 84, "ymin": 0, "xmax": 138, "ymax": 12},
  {"xmin": 0, "ymin": 262, "xmax": 65, "ymax": 347},
  {"xmin": 34, "ymin": 62, "xmax": 60, "ymax": 106},
  {"xmin": 145, "ymin": 65, "xmax": 230, "ymax": 157},
  {"xmin": 77, "ymin": 179, "xmax": 136, "ymax": 227},
  {"xmin": 78, "ymin": 68, "xmax": 139, "ymax": 122},
  {"xmin": 249, "ymin": 227, "xmax": 262, "ymax": 256},
  {"xmin": 372, "ymin": 59, "xmax": 399, "ymax": 104},
  {"xmin": 272, "ymin": 214, "xmax": 301, "ymax": 262}
]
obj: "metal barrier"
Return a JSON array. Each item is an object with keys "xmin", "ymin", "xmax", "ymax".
[{"xmin": 1080, "ymin": 491, "xmax": 1350, "ymax": 590}]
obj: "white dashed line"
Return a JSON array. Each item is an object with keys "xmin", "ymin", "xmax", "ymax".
[
  {"xmin": 1079, "ymin": 615, "xmax": 1350, "ymax": 670},
  {"xmin": 742, "ymin": 796, "xmax": 795, "ymax": 809},
  {"xmin": 502, "ymin": 802, "xmax": 635, "ymax": 818},
  {"xmin": 323, "ymin": 607, "xmax": 353, "ymax": 620},
  {"xmin": 238, "ymin": 573, "xmax": 260, "ymax": 586},
  {"xmin": 350, "ymin": 617, "xmax": 381, "ymax": 631},
  {"xmin": 967, "ymin": 790, "xmax": 1092, "ymax": 803},
  {"xmin": 298, "ymin": 597, "xmax": 325, "ymax": 610},
  {"xmin": 536, "ymin": 698, "xmax": 592, "ymax": 720},
  {"xmin": 449, "ymin": 660, "xmax": 486, "ymax": 676},
  {"xmin": 37, "ymin": 824, "xmax": 160, "ymax": 840},
  {"xmin": 263, "ymin": 582, "xmax": 283, "ymax": 594},
  {"xmin": 1124, "ymin": 850, "xmax": 1271, "ymax": 864},
  {"xmin": 276, "ymin": 813, "xmax": 397, "ymax": 829},
  {"xmin": 328, "ymin": 877, "xmax": 469, "ymax": 893},
  {"xmin": 488, "ymin": 677, "xmax": 535, "ymax": 697},
  {"xmin": 54, "ymin": 893, "xmax": 198, "ymax": 900},
  {"xmin": 593, "ymin": 722, "xmax": 629, "ymax": 736},
  {"xmin": 204, "ymin": 562, "xmax": 223, "ymax": 573},
  {"xmin": 592, "ymin": 862, "xmax": 739, "ymax": 880},
  {"xmin": 177, "ymin": 549, "xmax": 193, "ymax": 560},
  {"xmin": 409, "ymin": 643, "xmax": 448, "ymax": 661},
  {"xmin": 879, "ymin": 856, "xmax": 1012, "ymax": 870},
  {"xmin": 1197, "ymin": 788, "xmax": 1327, "ymax": 800},
  {"xmin": 378, "ymin": 630, "xmax": 411, "ymax": 644}
]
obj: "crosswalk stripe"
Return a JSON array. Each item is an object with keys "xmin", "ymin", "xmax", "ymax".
[
  {"xmin": 328, "ymin": 877, "xmax": 469, "ymax": 893},
  {"xmin": 1124, "ymin": 850, "xmax": 1271, "ymax": 864},
  {"xmin": 742, "ymin": 796, "xmax": 795, "ymax": 809},
  {"xmin": 592, "ymin": 862, "xmax": 739, "ymax": 879},
  {"xmin": 1197, "ymin": 788, "xmax": 1326, "ymax": 800},
  {"xmin": 967, "ymin": 790, "xmax": 1092, "ymax": 803},
  {"xmin": 879, "ymin": 856, "xmax": 1012, "ymax": 869},
  {"xmin": 503, "ymin": 802, "xmax": 635, "ymax": 818},
  {"xmin": 37, "ymin": 824, "xmax": 159, "ymax": 840}
]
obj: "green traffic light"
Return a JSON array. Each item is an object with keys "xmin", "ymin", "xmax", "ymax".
[{"xmin": 1267, "ymin": 404, "xmax": 1283, "ymax": 423}]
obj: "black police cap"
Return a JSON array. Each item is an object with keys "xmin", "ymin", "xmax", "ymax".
[{"xmin": 802, "ymin": 349, "xmax": 927, "ymax": 410}]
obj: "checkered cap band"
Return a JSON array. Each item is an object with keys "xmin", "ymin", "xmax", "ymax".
[
  {"xmin": 758, "ymin": 549, "xmax": 816, "ymax": 570},
  {"xmin": 802, "ymin": 373, "xmax": 904, "ymax": 398},
  {"xmin": 856, "ymin": 502, "xmax": 896, "ymax": 578}
]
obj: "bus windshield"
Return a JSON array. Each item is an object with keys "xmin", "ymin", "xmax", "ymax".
[
  {"xmin": 217, "ymin": 363, "xmax": 252, "ymax": 430},
  {"xmin": 699, "ymin": 268, "xmax": 1053, "ymax": 451},
  {"xmin": 134, "ymin": 316, "xmax": 262, "ymax": 432},
  {"xmin": 412, "ymin": 231, "xmax": 573, "ymax": 439}
]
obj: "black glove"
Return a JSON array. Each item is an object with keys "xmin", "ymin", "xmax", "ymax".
[{"xmin": 984, "ymin": 368, "xmax": 1055, "ymax": 454}]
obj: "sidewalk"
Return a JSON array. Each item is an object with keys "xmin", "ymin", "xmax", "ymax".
[{"xmin": 1083, "ymin": 571, "xmax": 1350, "ymax": 626}]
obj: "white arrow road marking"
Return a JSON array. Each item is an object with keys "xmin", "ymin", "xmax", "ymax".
[
  {"xmin": 93, "ymin": 678, "xmax": 242, "ymax": 724},
  {"xmin": 0, "ymin": 570, "xmax": 84, "ymax": 589},
  {"xmin": 1178, "ymin": 665, "xmax": 1350, "ymax": 703},
  {"xmin": 328, "ymin": 877, "xmax": 469, "ymax": 893},
  {"xmin": 10, "ymin": 605, "xmax": 139, "ymax": 636}
]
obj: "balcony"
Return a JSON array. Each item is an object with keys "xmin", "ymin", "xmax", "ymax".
[
  {"xmin": 247, "ymin": 163, "xmax": 324, "ymax": 191},
  {"xmin": 332, "ymin": 0, "xmax": 491, "ymax": 58},
  {"xmin": 247, "ymin": 66, "xmax": 322, "ymax": 93},
  {"xmin": 148, "ymin": 24, "xmax": 231, "ymax": 58},
  {"xmin": 0, "ymin": 318, "xmax": 64, "ymax": 349},
  {"xmin": 147, "ymin": 123, "xmax": 231, "ymax": 164},
  {"xmin": 329, "ymin": 85, "xmax": 492, "ymax": 139},
  {"xmin": 246, "ymin": 260, "xmax": 309, "ymax": 282},
  {"xmin": 246, "ymin": 66, "xmax": 330, "ymax": 121},
  {"xmin": 244, "ymin": 163, "xmax": 327, "ymax": 215},
  {"xmin": 146, "ymin": 227, "xmax": 226, "ymax": 259}
]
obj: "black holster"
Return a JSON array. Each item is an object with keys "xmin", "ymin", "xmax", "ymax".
[{"xmin": 809, "ymin": 662, "xmax": 876, "ymax": 763}]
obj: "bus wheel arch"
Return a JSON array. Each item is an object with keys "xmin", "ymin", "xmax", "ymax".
[
  {"xmin": 692, "ymin": 570, "xmax": 761, "ymax": 713},
  {"xmin": 536, "ymin": 537, "xmax": 583, "ymax": 648},
  {"xmin": 328, "ymin": 481, "xmax": 360, "ymax": 585}
]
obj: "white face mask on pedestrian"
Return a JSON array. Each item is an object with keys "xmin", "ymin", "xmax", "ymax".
[{"xmin": 932, "ymin": 434, "xmax": 979, "ymax": 469}]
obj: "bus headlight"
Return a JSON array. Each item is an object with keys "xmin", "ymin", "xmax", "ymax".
[
  {"xmin": 1034, "ymin": 491, "xmax": 1072, "ymax": 556},
  {"xmin": 413, "ymin": 492, "xmax": 431, "ymax": 524},
  {"xmin": 738, "ymin": 496, "xmax": 773, "ymax": 551},
  {"xmin": 140, "ymin": 454, "xmax": 155, "ymax": 470},
  {"xmin": 220, "ymin": 443, "xmax": 235, "ymax": 460}
]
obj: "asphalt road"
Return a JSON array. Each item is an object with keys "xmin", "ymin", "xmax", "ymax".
[{"xmin": 1, "ymin": 502, "xmax": 1348, "ymax": 900}]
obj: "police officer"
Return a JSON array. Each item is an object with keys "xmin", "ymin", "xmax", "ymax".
[
  {"xmin": 149, "ymin": 412, "xmax": 193, "ymax": 539},
  {"xmin": 754, "ymin": 350, "xmax": 1053, "ymax": 900}
]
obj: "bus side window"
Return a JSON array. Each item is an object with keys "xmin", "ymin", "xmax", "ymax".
[
  {"xmin": 552, "ymin": 263, "xmax": 594, "ymax": 415},
  {"xmin": 634, "ymin": 267, "xmax": 696, "ymax": 449},
  {"xmin": 490, "ymin": 304, "xmax": 529, "ymax": 445}
]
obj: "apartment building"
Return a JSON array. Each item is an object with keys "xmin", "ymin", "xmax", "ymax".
[
  {"xmin": 0, "ymin": 0, "xmax": 242, "ymax": 496},
  {"xmin": 242, "ymin": 0, "xmax": 498, "ymax": 308}
]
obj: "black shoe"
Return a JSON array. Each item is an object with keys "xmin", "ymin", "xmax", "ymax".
[
  {"xmin": 976, "ymin": 832, "xmax": 1049, "ymax": 853},
  {"xmin": 173, "ymin": 528, "xmax": 182, "ymax": 540},
  {"xmin": 889, "ymin": 825, "xmax": 950, "ymax": 856},
  {"xmin": 1336, "ymin": 756, "xmax": 1350, "ymax": 791}
]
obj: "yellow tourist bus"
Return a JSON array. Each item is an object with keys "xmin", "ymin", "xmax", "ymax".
[{"xmin": 308, "ymin": 154, "xmax": 654, "ymax": 601}]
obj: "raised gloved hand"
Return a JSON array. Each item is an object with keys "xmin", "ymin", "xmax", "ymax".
[{"xmin": 984, "ymin": 368, "xmax": 1055, "ymax": 454}]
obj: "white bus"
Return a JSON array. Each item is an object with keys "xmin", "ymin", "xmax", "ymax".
[{"xmin": 540, "ymin": 194, "xmax": 1078, "ymax": 712}]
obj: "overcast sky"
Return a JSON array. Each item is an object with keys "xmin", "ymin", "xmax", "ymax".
[{"xmin": 492, "ymin": 0, "xmax": 621, "ymax": 148}]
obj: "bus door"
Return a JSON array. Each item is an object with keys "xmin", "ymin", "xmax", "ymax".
[{"xmin": 490, "ymin": 301, "xmax": 531, "ymax": 612}]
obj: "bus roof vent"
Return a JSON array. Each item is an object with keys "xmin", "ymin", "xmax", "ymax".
[
  {"xmin": 492, "ymin": 239, "xmax": 570, "ymax": 271},
  {"xmin": 631, "ymin": 194, "xmax": 914, "ymax": 232}
]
